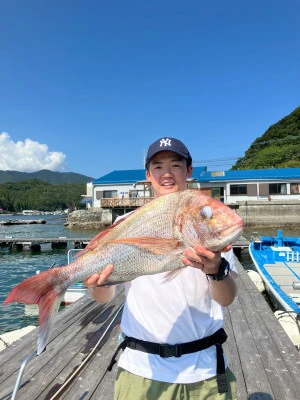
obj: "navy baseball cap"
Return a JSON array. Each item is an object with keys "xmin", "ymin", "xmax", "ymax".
[{"xmin": 145, "ymin": 137, "xmax": 192, "ymax": 167}]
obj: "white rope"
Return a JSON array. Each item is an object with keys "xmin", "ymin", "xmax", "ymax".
[{"xmin": 49, "ymin": 302, "xmax": 124, "ymax": 400}]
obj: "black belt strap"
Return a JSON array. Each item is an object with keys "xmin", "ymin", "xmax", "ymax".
[{"xmin": 107, "ymin": 328, "xmax": 228, "ymax": 393}]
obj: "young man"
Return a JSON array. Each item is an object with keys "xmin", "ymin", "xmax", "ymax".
[{"xmin": 83, "ymin": 137, "xmax": 237, "ymax": 399}]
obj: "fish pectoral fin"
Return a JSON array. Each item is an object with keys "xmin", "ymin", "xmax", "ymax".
[
  {"xmin": 163, "ymin": 266, "xmax": 186, "ymax": 282},
  {"xmin": 111, "ymin": 237, "xmax": 183, "ymax": 255}
]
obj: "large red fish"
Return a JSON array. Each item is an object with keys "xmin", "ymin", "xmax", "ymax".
[{"xmin": 4, "ymin": 189, "xmax": 243, "ymax": 354}]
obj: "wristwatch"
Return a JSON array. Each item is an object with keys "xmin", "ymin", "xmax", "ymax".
[{"xmin": 206, "ymin": 257, "xmax": 230, "ymax": 281}]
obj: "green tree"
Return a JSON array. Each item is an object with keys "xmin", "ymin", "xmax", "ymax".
[
  {"xmin": 232, "ymin": 106, "xmax": 300, "ymax": 170},
  {"xmin": 0, "ymin": 180, "xmax": 86, "ymax": 212}
]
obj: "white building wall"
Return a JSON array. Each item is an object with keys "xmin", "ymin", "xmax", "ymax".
[
  {"xmin": 198, "ymin": 181, "xmax": 300, "ymax": 203},
  {"xmin": 92, "ymin": 183, "xmax": 151, "ymax": 208},
  {"xmin": 224, "ymin": 181, "xmax": 300, "ymax": 203}
]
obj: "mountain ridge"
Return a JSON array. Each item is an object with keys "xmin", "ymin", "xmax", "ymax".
[
  {"xmin": 232, "ymin": 106, "xmax": 300, "ymax": 169},
  {"xmin": 0, "ymin": 169, "xmax": 94, "ymax": 184}
]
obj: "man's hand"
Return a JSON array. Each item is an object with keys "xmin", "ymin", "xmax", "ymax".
[
  {"xmin": 83, "ymin": 265, "xmax": 116, "ymax": 304},
  {"xmin": 182, "ymin": 244, "xmax": 236, "ymax": 306},
  {"xmin": 182, "ymin": 244, "xmax": 232, "ymax": 275},
  {"xmin": 83, "ymin": 264, "xmax": 114, "ymax": 288}
]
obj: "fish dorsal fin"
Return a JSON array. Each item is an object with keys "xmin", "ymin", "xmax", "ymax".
[{"xmin": 111, "ymin": 237, "xmax": 183, "ymax": 255}]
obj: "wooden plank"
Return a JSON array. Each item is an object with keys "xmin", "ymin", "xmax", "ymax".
[
  {"xmin": 0, "ymin": 287, "xmax": 124, "ymax": 400},
  {"xmin": 60, "ymin": 318, "xmax": 121, "ymax": 400},
  {"xmin": 237, "ymin": 292, "xmax": 300, "ymax": 399},
  {"xmin": 223, "ymin": 310, "xmax": 248, "ymax": 400},
  {"xmin": 228, "ymin": 291, "xmax": 275, "ymax": 397},
  {"xmin": 1, "ymin": 259, "xmax": 299, "ymax": 400},
  {"xmin": 230, "ymin": 260, "xmax": 300, "ymax": 399}
]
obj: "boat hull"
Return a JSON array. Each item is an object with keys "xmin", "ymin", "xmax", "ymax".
[{"xmin": 249, "ymin": 230, "xmax": 300, "ymax": 317}]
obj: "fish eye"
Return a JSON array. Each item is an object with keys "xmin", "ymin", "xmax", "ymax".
[{"xmin": 199, "ymin": 206, "xmax": 212, "ymax": 220}]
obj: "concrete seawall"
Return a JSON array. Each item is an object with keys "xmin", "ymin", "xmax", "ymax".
[
  {"xmin": 67, "ymin": 200, "xmax": 300, "ymax": 229},
  {"xmin": 235, "ymin": 200, "xmax": 300, "ymax": 227}
]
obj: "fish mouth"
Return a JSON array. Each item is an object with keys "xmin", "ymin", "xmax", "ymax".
[
  {"xmin": 208, "ymin": 220, "xmax": 244, "ymax": 251},
  {"xmin": 220, "ymin": 220, "xmax": 244, "ymax": 238}
]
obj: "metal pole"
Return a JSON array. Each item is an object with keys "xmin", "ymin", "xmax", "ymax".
[{"xmin": 11, "ymin": 351, "xmax": 37, "ymax": 400}]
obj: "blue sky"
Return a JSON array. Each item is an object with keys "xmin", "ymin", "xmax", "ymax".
[{"xmin": 1, "ymin": 0, "xmax": 299, "ymax": 179}]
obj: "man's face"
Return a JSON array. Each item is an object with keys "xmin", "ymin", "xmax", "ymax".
[{"xmin": 146, "ymin": 151, "xmax": 193, "ymax": 198}]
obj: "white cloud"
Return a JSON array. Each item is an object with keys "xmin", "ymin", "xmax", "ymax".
[{"xmin": 0, "ymin": 132, "xmax": 68, "ymax": 172}]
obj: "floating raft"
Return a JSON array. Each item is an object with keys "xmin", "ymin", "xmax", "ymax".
[
  {"xmin": 0, "ymin": 237, "xmax": 91, "ymax": 251},
  {"xmin": 0, "ymin": 219, "xmax": 46, "ymax": 225}
]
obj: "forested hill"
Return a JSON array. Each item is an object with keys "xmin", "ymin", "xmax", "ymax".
[
  {"xmin": 232, "ymin": 106, "xmax": 300, "ymax": 170},
  {"xmin": 0, "ymin": 169, "xmax": 94, "ymax": 184}
]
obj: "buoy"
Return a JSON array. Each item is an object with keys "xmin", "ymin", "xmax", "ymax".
[
  {"xmin": 274, "ymin": 310, "xmax": 300, "ymax": 349},
  {"xmin": 246, "ymin": 269, "xmax": 265, "ymax": 293}
]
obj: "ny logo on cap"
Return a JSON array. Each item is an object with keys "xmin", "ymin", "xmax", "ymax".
[{"xmin": 160, "ymin": 138, "xmax": 172, "ymax": 147}]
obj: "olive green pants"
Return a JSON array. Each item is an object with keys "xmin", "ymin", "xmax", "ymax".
[{"xmin": 114, "ymin": 367, "xmax": 237, "ymax": 400}]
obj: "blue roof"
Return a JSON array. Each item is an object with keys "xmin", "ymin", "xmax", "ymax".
[
  {"xmin": 198, "ymin": 168, "xmax": 300, "ymax": 182},
  {"xmin": 93, "ymin": 167, "xmax": 300, "ymax": 185},
  {"xmin": 93, "ymin": 166, "xmax": 207, "ymax": 184},
  {"xmin": 93, "ymin": 169, "xmax": 147, "ymax": 184}
]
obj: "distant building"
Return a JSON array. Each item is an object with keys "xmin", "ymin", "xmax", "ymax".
[
  {"xmin": 197, "ymin": 168, "xmax": 300, "ymax": 203},
  {"xmin": 84, "ymin": 167, "xmax": 300, "ymax": 214}
]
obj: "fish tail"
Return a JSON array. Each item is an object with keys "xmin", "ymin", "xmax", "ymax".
[{"xmin": 4, "ymin": 269, "xmax": 66, "ymax": 354}]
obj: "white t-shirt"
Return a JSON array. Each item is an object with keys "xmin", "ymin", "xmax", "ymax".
[{"xmin": 118, "ymin": 247, "xmax": 237, "ymax": 384}]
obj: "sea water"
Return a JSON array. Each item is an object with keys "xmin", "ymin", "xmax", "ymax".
[
  {"xmin": 0, "ymin": 214, "xmax": 99, "ymax": 334},
  {"xmin": 1, "ymin": 214, "xmax": 299, "ymax": 334}
]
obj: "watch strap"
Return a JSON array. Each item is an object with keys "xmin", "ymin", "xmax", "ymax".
[{"xmin": 206, "ymin": 257, "xmax": 230, "ymax": 281}]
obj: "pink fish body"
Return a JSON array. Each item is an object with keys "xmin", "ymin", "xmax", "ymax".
[{"xmin": 4, "ymin": 189, "xmax": 244, "ymax": 353}]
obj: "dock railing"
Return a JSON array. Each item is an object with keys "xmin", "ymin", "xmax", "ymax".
[{"xmin": 100, "ymin": 197, "xmax": 153, "ymax": 208}]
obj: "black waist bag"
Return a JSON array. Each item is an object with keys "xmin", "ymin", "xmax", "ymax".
[{"xmin": 107, "ymin": 327, "xmax": 228, "ymax": 393}]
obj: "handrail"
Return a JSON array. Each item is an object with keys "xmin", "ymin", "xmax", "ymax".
[
  {"xmin": 11, "ymin": 351, "xmax": 37, "ymax": 400},
  {"xmin": 100, "ymin": 197, "xmax": 153, "ymax": 208}
]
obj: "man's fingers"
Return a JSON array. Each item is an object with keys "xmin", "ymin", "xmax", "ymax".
[
  {"xmin": 83, "ymin": 264, "xmax": 114, "ymax": 287},
  {"xmin": 83, "ymin": 274, "xmax": 100, "ymax": 286},
  {"xmin": 96, "ymin": 264, "xmax": 114, "ymax": 285},
  {"xmin": 221, "ymin": 244, "xmax": 232, "ymax": 252}
]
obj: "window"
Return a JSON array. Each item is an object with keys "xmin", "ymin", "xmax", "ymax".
[
  {"xmin": 269, "ymin": 183, "xmax": 287, "ymax": 195},
  {"xmin": 290, "ymin": 183, "xmax": 300, "ymax": 194},
  {"xmin": 103, "ymin": 190, "xmax": 118, "ymax": 198},
  {"xmin": 230, "ymin": 185, "xmax": 247, "ymax": 195}
]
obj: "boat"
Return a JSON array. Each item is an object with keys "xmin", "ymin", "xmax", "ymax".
[
  {"xmin": 249, "ymin": 229, "xmax": 300, "ymax": 321},
  {"xmin": 62, "ymin": 249, "xmax": 88, "ymax": 305}
]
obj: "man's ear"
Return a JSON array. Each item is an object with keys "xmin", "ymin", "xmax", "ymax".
[{"xmin": 187, "ymin": 166, "xmax": 193, "ymax": 178}]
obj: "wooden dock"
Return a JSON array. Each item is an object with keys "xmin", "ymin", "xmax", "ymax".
[
  {"xmin": 0, "ymin": 237, "xmax": 91, "ymax": 251},
  {"xmin": 0, "ymin": 236, "xmax": 250, "ymax": 252},
  {"xmin": 0, "ymin": 259, "xmax": 299, "ymax": 400}
]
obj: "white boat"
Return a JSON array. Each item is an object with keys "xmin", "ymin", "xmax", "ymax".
[{"xmin": 62, "ymin": 249, "xmax": 88, "ymax": 305}]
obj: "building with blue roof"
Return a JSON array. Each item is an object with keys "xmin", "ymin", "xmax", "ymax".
[
  {"xmin": 196, "ymin": 168, "xmax": 300, "ymax": 203},
  {"xmin": 86, "ymin": 167, "xmax": 300, "ymax": 212}
]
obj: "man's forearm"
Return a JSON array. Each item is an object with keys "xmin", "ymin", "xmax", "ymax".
[{"xmin": 208, "ymin": 273, "xmax": 237, "ymax": 307}]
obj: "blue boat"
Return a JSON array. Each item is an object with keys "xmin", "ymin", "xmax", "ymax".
[{"xmin": 249, "ymin": 230, "xmax": 300, "ymax": 320}]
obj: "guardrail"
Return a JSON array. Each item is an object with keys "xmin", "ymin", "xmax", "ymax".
[{"xmin": 100, "ymin": 197, "xmax": 153, "ymax": 208}]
